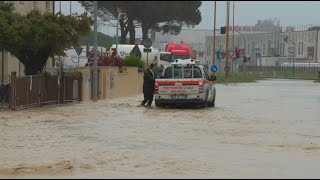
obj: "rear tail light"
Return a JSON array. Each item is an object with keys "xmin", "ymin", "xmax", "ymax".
[
  {"xmin": 199, "ymin": 81, "xmax": 203, "ymax": 93},
  {"xmin": 155, "ymin": 82, "xmax": 159, "ymax": 94}
]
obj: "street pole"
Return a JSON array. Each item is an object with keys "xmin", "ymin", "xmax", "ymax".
[
  {"xmin": 232, "ymin": 1, "xmax": 235, "ymax": 49},
  {"xmin": 116, "ymin": 14, "xmax": 119, "ymax": 51},
  {"xmin": 93, "ymin": 1, "xmax": 98, "ymax": 102},
  {"xmin": 225, "ymin": 1, "xmax": 230, "ymax": 80},
  {"xmin": 116, "ymin": 12, "xmax": 125, "ymax": 51},
  {"xmin": 232, "ymin": 1, "xmax": 235, "ymax": 74},
  {"xmin": 293, "ymin": 42, "xmax": 295, "ymax": 77},
  {"xmin": 213, "ymin": 1, "xmax": 216, "ymax": 74}
]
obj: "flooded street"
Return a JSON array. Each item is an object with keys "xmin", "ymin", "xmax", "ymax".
[{"xmin": 0, "ymin": 79, "xmax": 320, "ymax": 178}]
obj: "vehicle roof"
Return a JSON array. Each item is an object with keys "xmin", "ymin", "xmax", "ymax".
[{"xmin": 165, "ymin": 59, "xmax": 204, "ymax": 68}]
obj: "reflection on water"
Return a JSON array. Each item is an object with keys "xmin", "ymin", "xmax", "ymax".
[{"xmin": 0, "ymin": 79, "xmax": 319, "ymax": 178}]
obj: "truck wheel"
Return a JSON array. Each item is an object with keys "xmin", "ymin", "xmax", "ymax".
[
  {"xmin": 200, "ymin": 100, "xmax": 208, "ymax": 108},
  {"xmin": 155, "ymin": 101, "xmax": 163, "ymax": 107},
  {"xmin": 208, "ymin": 98, "xmax": 215, "ymax": 107}
]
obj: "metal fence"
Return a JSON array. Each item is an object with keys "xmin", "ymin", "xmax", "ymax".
[
  {"xmin": 9, "ymin": 72, "xmax": 81, "ymax": 110},
  {"xmin": 238, "ymin": 65, "xmax": 320, "ymax": 74}
]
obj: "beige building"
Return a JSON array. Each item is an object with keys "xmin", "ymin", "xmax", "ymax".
[{"xmin": 0, "ymin": 1, "xmax": 54, "ymax": 84}]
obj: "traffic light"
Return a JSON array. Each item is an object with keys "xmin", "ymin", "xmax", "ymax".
[
  {"xmin": 236, "ymin": 49, "xmax": 240, "ymax": 58},
  {"xmin": 220, "ymin": 26, "xmax": 226, "ymax": 34},
  {"xmin": 242, "ymin": 56, "xmax": 247, "ymax": 63}
]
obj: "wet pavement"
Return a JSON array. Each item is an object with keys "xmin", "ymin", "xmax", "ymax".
[{"xmin": 0, "ymin": 79, "xmax": 319, "ymax": 178}]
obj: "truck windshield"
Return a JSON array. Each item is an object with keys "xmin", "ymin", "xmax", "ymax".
[
  {"xmin": 172, "ymin": 55, "xmax": 190, "ymax": 60},
  {"xmin": 163, "ymin": 66, "xmax": 202, "ymax": 79}
]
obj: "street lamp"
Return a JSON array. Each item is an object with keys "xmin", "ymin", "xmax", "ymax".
[
  {"xmin": 292, "ymin": 42, "xmax": 296, "ymax": 77},
  {"xmin": 234, "ymin": 29, "xmax": 246, "ymax": 56},
  {"xmin": 234, "ymin": 29, "xmax": 246, "ymax": 72},
  {"xmin": 115, "ymin": 11, "xmax": 126, "ymax": 51},
  {"xmin": 93, "ymin": 1, "xmax": 98, "ymax": 102}
]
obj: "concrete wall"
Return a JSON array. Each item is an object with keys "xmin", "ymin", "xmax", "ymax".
[{"xmin": 77, "ymin": 67, "xmax": 144, "ymax": 102}]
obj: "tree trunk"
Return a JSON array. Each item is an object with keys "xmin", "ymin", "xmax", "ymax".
[
  {"xmin": 128, "ymin": 19, "xmax": 135, "ymax": 45},
  {"xmin": 21, "ymin": 54, "xmax": 49, "ymax": 75},
  {"xmin": 142, "ymin": 23, "xmax": 149, "ymax": 40},
  {"xmin": 120, "ymin": 19, "xmax": 127, "ymax": 44}
]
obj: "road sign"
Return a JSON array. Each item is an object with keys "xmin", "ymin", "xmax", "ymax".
[
  {"xmin": 75, "ymin": 47, "xmax": 83, "ymax": 56},
  {"xmin": 220, "ymin": 52, "xmax": 226, "ymax": 59},
  {"xmin": 210, "ymin": 65, "xmax": 218, "ymax": 72},
  {"xmin": 228, "ymin": 51, "xmax": 235, "ymax": 58},
  {"xmin": 130, "ymin": 44, "xmax": 142, "ymax": 58},
  {"xmin": 143, "ymin": 48, "xmax": 151, "ymax": 53},
  {"xmin": 142, "ymin": 38, "xmax": 152, "ymax": 49}
]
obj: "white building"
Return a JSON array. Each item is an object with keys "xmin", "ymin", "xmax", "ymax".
[{"xmin": 206, "ymin": 28, "xmax": 320, "ymax": 70}]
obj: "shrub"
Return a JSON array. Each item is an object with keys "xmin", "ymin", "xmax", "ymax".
[{"xmin": 124, "ymin": 56, "xmax": 145, "ymax": 69}]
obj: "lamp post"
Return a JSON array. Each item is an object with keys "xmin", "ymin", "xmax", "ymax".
[
  {"xmin": 115, "ymin": 11, "xmax": 126, "ymax": 51},
  {"xmin": 233, "ymin": 29, "xmax": 246, "ymax": 72},
  {"xmin": 225, "ymin": 1, "xmax": 230, "ymax": 80},
  {"xmin": 234, "ymin": 30, "xmax": 246, "ymax": 56},
  {"xmin": 93, "ymin": 1, "xmax": 98, "ymax": 102},
  {"xmin": 213, "ymin": 1, "xmax": 216, "ymax": 69},
  {"xmin": 292, "ymin": 42, "xmax": 296, "ymax": 77}
]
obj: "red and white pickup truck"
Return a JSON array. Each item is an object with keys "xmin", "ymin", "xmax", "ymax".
[{"xmin": 154, "ymin": 59, "xmax": 216, "ymax": 108}]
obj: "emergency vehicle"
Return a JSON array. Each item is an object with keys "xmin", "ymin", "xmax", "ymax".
[{"xmin": 155, "ymin": 59, "xmax": 217, "ymax": 108}]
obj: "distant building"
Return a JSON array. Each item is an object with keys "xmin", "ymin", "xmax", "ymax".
[
  {"xmin": 206, "ymin": 29, "xmax": 320, "ymax": 71},
  {"xmin": 254, "ymin": 18, "xmax": 280, "ymax": 33},
  {"xmin": 0, "ymin": 1, "xmax": 54, "ymax": 84}
]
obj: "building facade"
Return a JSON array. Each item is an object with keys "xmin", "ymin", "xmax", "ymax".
[
  {"xmin": 206, "ymin": 29, "xmax": 320, "ymax": 71},
  {"xmin": 0, "ymin": 1, "xmax": 54, "ymax": 84}
]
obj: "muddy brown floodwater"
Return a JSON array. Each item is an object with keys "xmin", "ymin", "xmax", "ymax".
[{"xmin": 0, "ymin": 79, "xmax": 319, "ymax": 178}]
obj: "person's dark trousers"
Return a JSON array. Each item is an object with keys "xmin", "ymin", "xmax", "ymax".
[{"xmin": 141, "ymin": 90, "xmax": 154, "ymax": 106}]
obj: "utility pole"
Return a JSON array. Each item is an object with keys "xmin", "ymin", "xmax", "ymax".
[
  {"xmin": 93, "ymin": 1, "xmax": 98, "ymax": 102},
  {"xmin": 232, "ymin": 1, "xmax": 235, "ymax": 50},
  {"xmin": 59, "ymin": 1, "xmax": 62, "ymax": 72},
  {"xmin": 213, "ymin": 1, "xmax": 216, "ymax": 72},
  {"xmin": 292, "ymin": 42, "xmax": 296, "ymax": 77},
  {"xmin": 232, "ymin": 1, "xmax": 235, "ymax": 74},
  {"xmin": 225, "ymin": 1, "xmax": 230, "ymax": 80}
]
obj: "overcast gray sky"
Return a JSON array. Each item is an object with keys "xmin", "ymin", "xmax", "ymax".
[{"xmin": 58, "ymin": 1, "xmax": 320, "ymax": 37}]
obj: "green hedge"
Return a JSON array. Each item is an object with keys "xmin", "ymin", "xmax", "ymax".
[{"xmin": 124, "ymin": 56, "xmax": 145, "ymax": 69}]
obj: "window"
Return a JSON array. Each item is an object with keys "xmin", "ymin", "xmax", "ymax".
[
  {"xmin": 172, "ymin": 55, "xmax": 189, "ymax": 60},
  {"xmin": 307, "ymin": 46, "xmax": 314, "ymax": 58},
  {"xmin": 46, "ymin": 1, "xmax": 50, "ymax": 9},
  {"xmin": 298, "ymin": 42, "xmax": 304, "ymax": 55},
  {"xmin": 198, "ymin": 52, "xmax": 204, "ymax": 59},
  {"xmin": 163, "ymin": 66, "xmax": 202, "ymax": 79}
]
